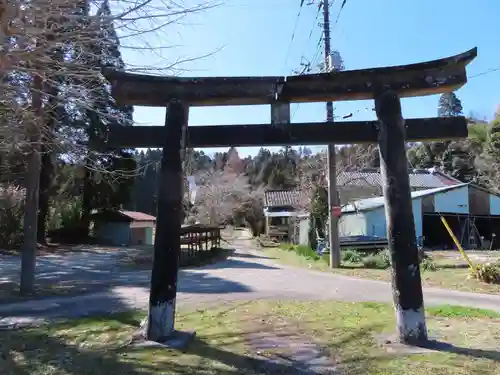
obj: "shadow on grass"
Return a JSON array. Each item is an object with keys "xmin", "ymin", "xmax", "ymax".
[
  {"xmin": 185, "ymin": 337, "xmax": 329, "ymax": 374},
  {"xmin": 4, "ymin": 302, "xmax": 500, "ymax": 375},
  {"xmin": 419, "ymin": 340, "xmax": 500, "ymax": 361},
  {"xmin": 0, "ymin": 322, "xmax": 339, "ymax": 374}
]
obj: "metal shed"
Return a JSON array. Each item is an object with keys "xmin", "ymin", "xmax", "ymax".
[
  {"xmin": 91, "ymin": 210, "xmax": 156, "ymax": 246},
  {"xmin": 340, "ymin": 183, "xmax": 500, "ymax": 250}
]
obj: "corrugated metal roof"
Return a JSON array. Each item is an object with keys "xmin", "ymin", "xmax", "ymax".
[
  {"xmin": 265, "ymin": 190, "xmax": 300, "ymax": 207},
  {"xmin": 118, "ymin": 210, "xmax": 156, "ymax": 221},
  {"xmin": 342, "ymin": 183, "xmax": 469, "ymax": 213},
  {"xmin": 338, "ymin": 170, "xmax": 460, "ymax": 188}
]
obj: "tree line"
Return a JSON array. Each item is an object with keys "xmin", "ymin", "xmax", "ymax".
[{"xmin": 3, "ymin": 91, "xmax": 499, "ymax": 246}]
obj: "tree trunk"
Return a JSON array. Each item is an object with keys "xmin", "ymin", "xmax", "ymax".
[
  {"xmin": 20, "ymin": 73, "xmax": 43, "ymax": 295},
  {"xmin": 37, "ymin": 148, "xmax": 51, "ymax": 244},
  {"xmin": 80, "ymin": 162, "xmax": 92, "ymax": 238},
  {"xmin": 375, "ymin": 90, "xmax": 428, "ymax": 345},
  {"xmin": 36, "ymin": 35, "xmax": 60, "ymax": 245},
  {"xmin": 146, "ymin": 100, "xmax": 188, "ymax": 341}
]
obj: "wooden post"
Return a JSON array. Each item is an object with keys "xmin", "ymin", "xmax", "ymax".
[
  {"xmin": 375, "ymin": 90, "xmax": 428, "ymax": 345},
  {"xmin": 146, "ymin": 100, "xmax": 190, "ymax": 343},
  {"xmin": 322, "ymin": 0, "xmax": 341, "ymax": 269}
]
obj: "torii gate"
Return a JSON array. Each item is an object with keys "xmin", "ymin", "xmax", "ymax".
[{"xmin": 101, "ymin": 47, "xmax": 477, "ymax": 346}]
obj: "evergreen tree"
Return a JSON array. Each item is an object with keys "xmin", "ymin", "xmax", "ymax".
[
  {"xmin": 488, "ymin": 115, "xmax": 500, "ymax": 159},
  {"xmin": 438, "ymin": 92, "xmax": 463, "ymax": 117},
  {"xmin": 414, "ymin": 91, "xmax": 473, "ymax": 180},
  {"xmin": 441, "ymin": 141, "xmax": 476, "ymax": 182},
  {"xmin": 80, "ymin": 0, "xmax": 136, "ymax": 235},
  {"xmin": 486, "ymin": 114, "xmax": 500, "ymax": 188}
]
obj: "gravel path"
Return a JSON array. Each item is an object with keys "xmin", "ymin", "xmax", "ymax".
[{"xmin": 2, "ymin": 232, "xmax": 500, "ymax": 328}]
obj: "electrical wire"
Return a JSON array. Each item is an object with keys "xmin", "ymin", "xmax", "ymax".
[
  {"xmin": 282, "ymin": 1, "xmax": 306, "ymax": 71},
  {"xmin": 290, "ymin": 34, "xmax": 323, "ymax": 121},
  {"xmin": 470, "ymin": 66, "xmax": 500, "ymax": 79},
  {"xmin": 332, "ymin": 0, "xmax": 347, "ymax": 29},
  {"xmin": 291, "ymin": 1, "xmax": 329, "ymax": 120},
  {"xmin": 304, "ymin": 2, "xmax": 323, "ymax": 49}
]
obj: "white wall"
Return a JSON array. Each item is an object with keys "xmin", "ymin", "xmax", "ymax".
[{"xmin": 339, "ymin": 213, "xmax": 367, "ymax": 236}]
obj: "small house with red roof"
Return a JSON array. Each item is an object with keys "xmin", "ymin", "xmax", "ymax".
[{"xmin": 91, "ymin": 210, "xmax": 156, "ymax": 246}]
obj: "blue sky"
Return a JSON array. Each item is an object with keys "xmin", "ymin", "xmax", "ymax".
[{"xmin": 120, "ymin": 0, "xmax": 500, "ymax": 157}]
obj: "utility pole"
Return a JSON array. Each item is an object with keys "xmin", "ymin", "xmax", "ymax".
[{"xmin": 322, "ymin": 0, "xmax": 341, "ymax": 268}]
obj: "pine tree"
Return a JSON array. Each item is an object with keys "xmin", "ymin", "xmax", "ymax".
[
  {"xmin": 441, "ymin": 141, "xmax": 476, "ymax": 182},
  {"xmin": 438, "ymin": 92, "xmax": 463, "ymax": 117},
  {"xmin": 421, "ymin": 92, "xmax": 473, "ymax": 180}
]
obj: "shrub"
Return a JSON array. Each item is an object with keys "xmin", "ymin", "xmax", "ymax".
[
  {"xmin": 380, "ymin": 248, "xmax": 391, "ymax": 266},
  {"xmin": 47, "ymin": 198, "xmax": 89, "ymax": 243},
  {"xmin": 341, "ymin": 248, "xmax": 362, "ymax": 263},
  {"xmin": 420, "ymin": 257, "xmax": 437, "ymax": 272},
  {"xmin": 362, "ymin": 253, "xmax": 390, "ymax": 269},
  {"xmin": 60, "ymin": 199, "xmax": 83, "ymax": 230},
  {"xmin": 279, "ymin": 243, "xmax": 295, "ymax": 251},
  {"xmin": 294, "ymin": 244, "xmax": 320, "ymax": 260},
  {"xmin": 0, "ymin": 186, "xmax": 24, "ymax": 249},
  {"xmin": 308, "ymin": 226, "xmax": 317, "ymax": 252},
  {"xmin": 472, "ymin": 263, "xmax": 500, "ymax": 284}
]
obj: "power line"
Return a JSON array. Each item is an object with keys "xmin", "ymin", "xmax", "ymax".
[
  {"xmin": 470, "ymin": 66, "xmax": 500, "ymax": 79},
  {"xmin": 305, "ymin": 2, "xmax": 323, "ymax": 46},
  {"xmin": 283, "ymin": 1, "xmax": 306, "ymax": 70},
  {"xmin": 291, "ymin": 1, "xmax": 337, "ymax": 120},
  {"xmin": 332, "ymin": 0, "xmax": 348, "ymax": 28},
  {"xmin": 290, "ymin": 35, "xmax": 322, "ymax": 120}
]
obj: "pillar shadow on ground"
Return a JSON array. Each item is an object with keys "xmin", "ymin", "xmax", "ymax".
[
  {"xmin": 196, "ymin": 258, "xmax": 279, "ymax": 270},
  {"xmin": 230, "ymin": 252, "xmax": 276, "ymax": 260},
  {"xmin": 418, "ymin": 340, "xmax": 500, "ymax": 361},
  {"xmin": 0, "ymin": 246, "xmax": 265, "ymax": 305},
  {"xmin": 0, "ymin": 325, "xmax": 338, "ymax": 375}
]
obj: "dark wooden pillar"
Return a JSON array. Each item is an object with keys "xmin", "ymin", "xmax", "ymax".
[
  {"xmin": 375, "ymin": 90, "xmax": 428, "ymax": 344},
  {"xmin": 146, "ymin": 100, "xmax": 188, "ymax": 342}
]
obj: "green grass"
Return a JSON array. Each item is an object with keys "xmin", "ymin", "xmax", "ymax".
[
  {"xmin": 264, "ymin": 246, "xmax": 500, "ymax": 294},
  {"xmin": 427, "ymin": 305, "xmax": 500, "ymax": 319},
  {"xmin": 2, "ymin": 300, "xmax": 500, "ymax": 374}
]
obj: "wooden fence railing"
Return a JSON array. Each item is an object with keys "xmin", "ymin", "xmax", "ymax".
[{"xmin": 179, "ymin": 224, "xmax": 222, "ymax": 261}]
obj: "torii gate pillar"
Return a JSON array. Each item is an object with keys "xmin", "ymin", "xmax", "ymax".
[{"xmin": 376, "ymin": 90, "xmax": 427, "ymax": 344}]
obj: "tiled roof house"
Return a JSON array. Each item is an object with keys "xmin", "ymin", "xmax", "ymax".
[
  {"xmin": 264, "ymin": 168, "xmax": 461, "ymax": 209},
  {"xmin": 337, "ymin": 168, "xmax": 460, "ymax": 204}
]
